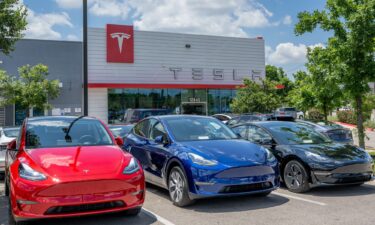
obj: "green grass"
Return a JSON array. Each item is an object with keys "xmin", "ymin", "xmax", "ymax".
[{"xmin": 370, "ymin": 151, "xmax": 375, "ymax": 173}]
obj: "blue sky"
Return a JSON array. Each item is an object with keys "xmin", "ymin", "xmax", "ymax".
[{"xmin": 21, "ymin": 0, "xmax": 331, "ymax": 75}]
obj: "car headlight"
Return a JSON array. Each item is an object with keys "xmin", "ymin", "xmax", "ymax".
[
  {"xmin": 264, "ymin": 148, "xmax": 276, "ymax": 162},
  {"xmin": 19, "ymin": 163, "xmax": 47, "ymax": 181},
  {"xmin": 304, "ymin": 152, "xmax": 331, "ymax": 162},
  {"xmin": 123, "ymin": 157, "xmax": 140, "ymax": 174},
  {"xmin": 188, "ymin": 153, "xmax": 218, "ymax": 166}
]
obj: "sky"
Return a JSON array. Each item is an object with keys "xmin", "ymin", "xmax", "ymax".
[{"xmin": 20, "ymin": 0, "xmax": 332, "ymax": 76}]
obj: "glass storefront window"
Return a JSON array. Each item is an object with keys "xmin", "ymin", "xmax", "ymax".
[{"xmin": 108, "ymin": 88, "xmax": 236, "ymax": 124}]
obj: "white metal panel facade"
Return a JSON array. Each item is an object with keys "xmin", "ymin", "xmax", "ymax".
[
  {"xmin": 88, "ymin": 88, "xmax": 108, "ymax": 123},
  {"xmin": 88, "ymin": 28, "xmax": 265, "ymax": 85}
]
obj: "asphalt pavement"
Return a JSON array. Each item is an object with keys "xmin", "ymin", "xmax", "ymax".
[{"xmin": 1, "ymin": 180, "xmax": 374, "ymax": 225}]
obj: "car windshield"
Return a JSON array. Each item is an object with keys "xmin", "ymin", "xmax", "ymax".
[
  {"xmin": 109, "ymin": 125, "xmax": 133, "ymax": 137},
  {"xmin": 26, "ymin": 118, "xmax": 113, "ymax": 149},
  {"xmin": 3, "ymin": 128, "xmax": 20, "ymax": 138},
  {"xmin": 165, "ymin": 117, "xmax": 238, "ymax": 141},
  {"xmin": 266, "ymin": 123, "xmax": 331, "ymax": 145}
]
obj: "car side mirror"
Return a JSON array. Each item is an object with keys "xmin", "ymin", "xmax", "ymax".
[
  {"xmin": 7, "ymin": 139, "xmax": 17, "ymax": 151},
  {"xmin": 115, "ymin": 136, "xmax": 124, "ymax": 146},
  {"xmin": 155, "ymin": 135, "xmax": 169, "ymax": 146}
]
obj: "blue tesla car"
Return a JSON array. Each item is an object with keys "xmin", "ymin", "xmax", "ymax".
[{"xmin": 123, "ymin": 115, "xmax": 279, "ymax": 206}]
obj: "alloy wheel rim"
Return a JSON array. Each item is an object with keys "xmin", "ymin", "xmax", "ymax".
[
  {"xmin": 285, "ymin": 163, "xmax": 303, "ymax": 189},
  {"xmin": 169, "ymin": 171, "xmax": 184, "ymax": 203}
]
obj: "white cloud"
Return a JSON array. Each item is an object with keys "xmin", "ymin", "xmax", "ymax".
[
  {"xmin": 55, "ymin": 0, "xmax": 82, "ymax": 9},
  {"xmin": 25, "ymin": 10, "xmax": 73, "ymax": 40},
  {"xmin": 282, "ymin": 15, "xmax": 292, "ymax": 25},
  {"xmin": 89, "ymin": 0, "xmax": 130, "ymax": 19},
  {"xmin": 266, "ymin": 42, "xmax": 324, "ymax": 65},
  {"xmin": 66, "ymin": 34, "xmax": 80, "ymax": 41}
]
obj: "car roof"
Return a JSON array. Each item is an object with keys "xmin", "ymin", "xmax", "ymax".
[
  {"xmin": 233, "ymin": 121, "xmax": 296, "ymax": 127},
  {"xmin": 149, "ymin": 115, "xmax": 213, "ymax": 120},
  {"xmin": 26, "ymin": 116, "xmax": 98, "ymax": 122}
]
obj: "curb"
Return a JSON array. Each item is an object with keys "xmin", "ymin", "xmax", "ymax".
[{"xmin": 334, "ymin": 122, "xmax": 375, "ymax": 132}]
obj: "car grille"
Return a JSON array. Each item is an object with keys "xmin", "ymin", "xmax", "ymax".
[
  {"xmin": 335, "ymin": 175, "xmax": 372, "ymax": 184},
  {"xmin": 45, "ymin": 200, "xmax": 125, "ymax": 215},
  {"xmin": 0, "ymin": 145, "xmax": 6, "ymax": 151},
  {"xmin": 215, "ymin": 166, "xmax": 274, "ymax": 178},
  {"xmin": 219, "ymin": 182, "xmax": 273, "ymax": 194}
]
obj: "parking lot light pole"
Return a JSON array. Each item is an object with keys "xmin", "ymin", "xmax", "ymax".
[{"xmin": 83, "ymin": 0, "xmax": 88, "ymax": 116}]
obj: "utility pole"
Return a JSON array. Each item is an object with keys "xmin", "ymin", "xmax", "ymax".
[{"xmin": 83, "ymin": 0, "xmax": 88, "ymax": 116}]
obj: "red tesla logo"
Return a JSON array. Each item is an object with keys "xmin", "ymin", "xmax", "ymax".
[{"xmin": 106, "ymin": 24, "xmax": 134, "ymax": 63}]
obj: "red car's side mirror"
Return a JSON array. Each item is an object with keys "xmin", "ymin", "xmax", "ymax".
[
  {"xmin": 115, "ymin": 137, "xmax": 124, "ymax": 146},
  {"xmin": 7, "ymin": 139, "xmax": 17, "ymax": 151}
]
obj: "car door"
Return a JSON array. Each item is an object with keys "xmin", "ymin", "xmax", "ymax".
[
  {"xmin": 145, "ymin": 119, "xmax": 171, "ymax": 187},
  {"xmin": 125, "ymin": 119, "xmax": 154, "ymax": 180},
  {"xmin": 247, "ymin": 125, "xmax": 283, "ymax": 161}
]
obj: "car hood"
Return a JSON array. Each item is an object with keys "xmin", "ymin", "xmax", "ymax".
[
  {"xmin": 26, "ymin": 145, "xmax": 127, "ymax": 179},
  {"xmin": 180, "ymin": 139, "xmax": 267, "ymax": 166},
  {"xmin": 290, "ymin": 143, "xmax": 369, "ymax": 162}
]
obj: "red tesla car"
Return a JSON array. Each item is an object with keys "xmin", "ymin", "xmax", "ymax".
[{"xmin": 5, "ymin": 116, "xmax": 145, "ymax": 225}]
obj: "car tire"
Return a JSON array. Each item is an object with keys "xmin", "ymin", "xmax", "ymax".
[
  {"xmin": 299, "ymin": 115, "xmax": 304, "ymax": 120},
  {"xmin": 125, "ymin": 207, "xmax": 142, "ymax": 216},
  {"xmin": 253, "ymin": 190, "xmax": 272, "ymax": 197},
  {"xmin": 283, "ymin": 160, "xmax": 310, "ymax": 193},
  {"xmin": 168, "ymin": 167, "xmax": 195, "ymax": 207},
  {"xmin": 0, "ymin": 173, "xmax": 4, "ymax": 180}
]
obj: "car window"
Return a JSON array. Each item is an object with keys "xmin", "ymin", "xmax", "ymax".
[
  {"xmin": 3, "ymin": 128, "xmax": 20, "ymax": 138},
  {"xmin": 149, "ymin": 120, "xmax": 167, "ymax": 140},
  {"xmin": 25, "ymin": 118, "xmax": 113, "ymax": 149},
  {"xmin": 134, "ymin": 119, "xmax": 150, "ymax": 138},
  {"xmin": 227, "ymin": 117, "xmax": 240, "ymax": 126},
  {"xmin": 232, "ymin": 125, "xmax": 247, "ymax": 138},
  {"xmin": 248, "ymin": 125, "xmax": 272, "ymax": 142}
]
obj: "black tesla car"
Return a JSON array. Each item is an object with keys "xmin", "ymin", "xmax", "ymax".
[{"xmin": 231, "ymin": 121, "xmax": 374, "ymax": 193}]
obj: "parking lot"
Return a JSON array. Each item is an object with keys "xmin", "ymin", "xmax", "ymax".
[{"xmin": 1, "ymin": 180, "xmax": 374, "ymax": 225}]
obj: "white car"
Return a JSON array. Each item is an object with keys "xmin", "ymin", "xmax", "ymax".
[{"xmin": 0, "ymin": 127, "xmax": 20, "ymax": 178}]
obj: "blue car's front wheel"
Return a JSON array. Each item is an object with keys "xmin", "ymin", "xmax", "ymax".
[{"xmin": 168, "ymin": 167, "xmax": 195, "ymax": 207}]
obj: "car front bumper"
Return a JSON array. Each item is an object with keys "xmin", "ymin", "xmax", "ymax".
[
  {"xmin": 10, "ymin": 174, "xmax": 145, "ymax": 221},
  {"xmin": 311, "ymin": 163, "xmax": 374, "ymax": 185},
  {"xmin": 189, "ymin": 164, "xmax": 280, "ymax": 199}
]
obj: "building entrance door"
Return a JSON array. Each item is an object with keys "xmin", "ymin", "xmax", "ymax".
[{"xmin": 181, "ymin": 102, "xmax": 207, "ymax": 115}]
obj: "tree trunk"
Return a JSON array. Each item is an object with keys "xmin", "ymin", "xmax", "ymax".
[
  {"xmin": 26, "ymin": 108, "xmax": 30, "ymax": 117},
  {"xmin": 355, "ymin": 96, "xmax": 365, "ymax": 149},
  {"xmin": 323, "ymin": 104, "xmax": 328, "ymax": 123}
]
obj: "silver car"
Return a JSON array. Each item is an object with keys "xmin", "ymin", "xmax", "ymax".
[
  {"xmin": 0, "ymin": 127, "xmax": 20, "ymax": 178},
  {"xmin": 274, "ymin": 107, "xmax": 297, "ymax": 120}
]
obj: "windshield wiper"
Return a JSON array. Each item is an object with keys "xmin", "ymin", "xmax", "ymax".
[{"xmin": 64, "ymin": 116, "xmax": 85, "ymax": 143}]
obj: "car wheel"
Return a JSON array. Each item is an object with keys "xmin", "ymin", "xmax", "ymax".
[
  {"xmin": 253, "ymin": 190, "xmax": 272, "ymax": 197},
  {"xmin": 283, "ymin": 160, "xmax": 310, "ymax": 193},
  {"xmin": 168, "ymin": 167, "xmax": 194, "ymax": 207},
  {"xmin": 0, "ymin": 173, "xmax": 4, "ymax": 180},
  {"xmin": 125, "ymin": 207, "xmax": 142, "ymax": 216},
  {"xmin": 299, "ymin": 115, "xmax": 304, "ymax": 120}
]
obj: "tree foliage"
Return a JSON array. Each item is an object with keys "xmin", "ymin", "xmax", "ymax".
[
  {"xmin": 0, "ymin": 0, "xmax": 27, "ymax": 55},
  {"xmin": 289, "ymin": 71, "xmax": 315, "ymax": 113},
  {"xmin": 0, "ymin": 64, "xmax": 60, "ymax": 116},
  {"xmin": 265, "ymin": 65, "xmax": 294, "ymax": 105},
  {"xmin": 295, "ymin": 0, "xmax": 375, "ymax": 148},
  {"xmin": 231, "ymin": 79, "xmax": 281, "ymax": 113}
]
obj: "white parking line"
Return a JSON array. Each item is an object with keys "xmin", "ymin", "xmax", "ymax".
[
  {"xmin": 272, "ymin": 192, "xmax": 327, "ymax": 206},
  {"xmin": 142, "ymin": 208, "xmax": 176, "ymax": 225}
]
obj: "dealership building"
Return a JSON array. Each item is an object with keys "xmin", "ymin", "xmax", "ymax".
[{"xmin": 0, "ymin": 24, "xmax": 265, "ymax": 125}]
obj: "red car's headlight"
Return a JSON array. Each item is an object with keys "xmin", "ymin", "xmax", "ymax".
[
  {"xmin": 19, "ymin": 163, "xmax": 47, "ymax": 181},
  {"xmin": 123, "ymin": 157, "xmax": 140, "ymax": 174}
]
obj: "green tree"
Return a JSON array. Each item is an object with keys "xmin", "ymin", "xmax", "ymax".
[
  {"xmin": 289, "ymin": 71, "xmax": 315, "ymax": 113},
  {"xmin": 0, "ymin": 64, "xmax": 60, "ymax": 116},
  {"xmin": 295, "ymin": 0, "xmax": 375, "ymax": 148},
  {"xmin": 231, "ymin": 79, "xmax": 281, "ymax": 113},
  {"xmin": 0, "ymin": 0, "xmax": 27, "ymax": 55},
  {"xmin": 266, "ymin": 65, "xmax": 294, "ymax": 105},
  {"xmin": 305, "ymin": 47, "xmax": 343, "ymax": 121}
]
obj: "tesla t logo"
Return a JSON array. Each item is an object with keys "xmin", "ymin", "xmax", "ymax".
[
  {"xmin": 111, "ymin": 32, "xmax": 131, "ymax": 53},
  {"xmin": 107, "ymin": 24, "xmax": 134, "ymax": 63},
  {"xmin": 83, "ymin": 169, "xmax": 89, "ymax": 174}
]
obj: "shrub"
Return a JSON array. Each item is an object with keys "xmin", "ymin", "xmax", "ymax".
[
  {"xmin": 364, "ymin": 120, "xmax": 375, "ymax": 129},
  {"xmin": 336, "ymin": 110, "xmax": 357, "ymax": 124},
  {"xmin": 307, "ymin": 109, "xmax": 324, "ymax": 121}
]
